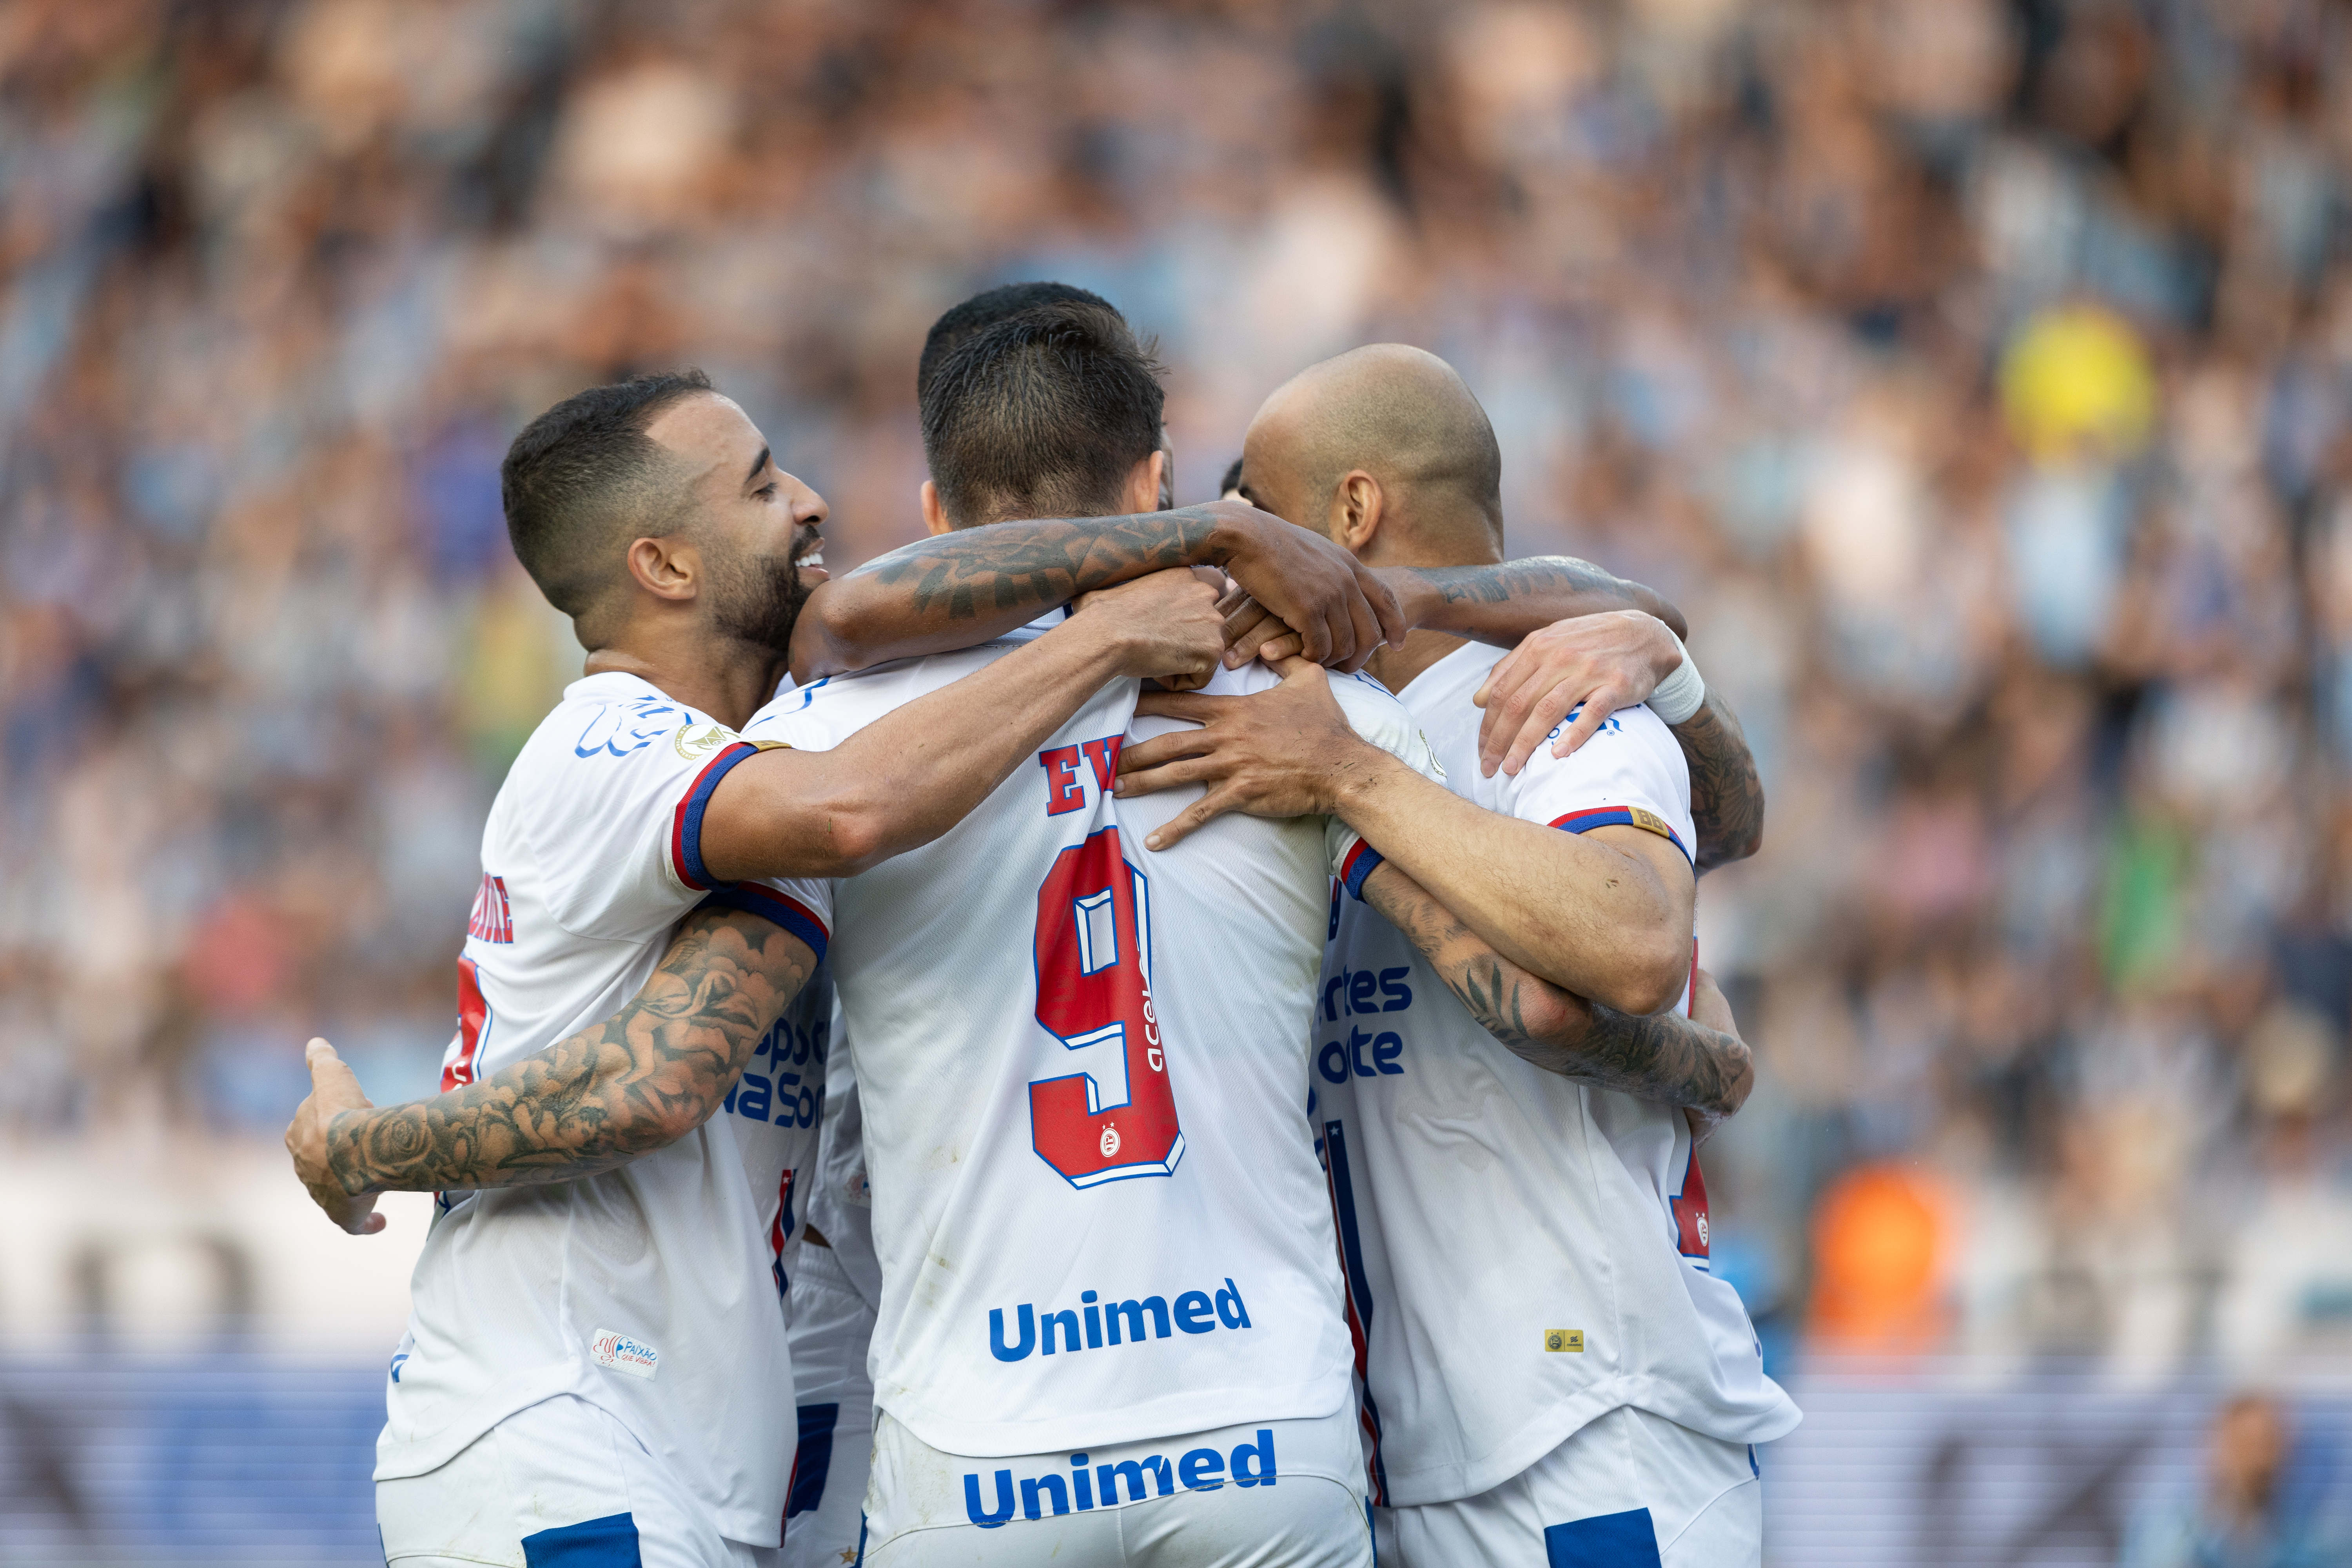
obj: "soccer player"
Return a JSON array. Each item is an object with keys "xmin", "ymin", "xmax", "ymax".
[
  {"xmin": 767, "ymin": 287, "xmax": 1150, "ymax": 1568},
  {"xmin": 1118, "ymin": 345, "xmax": 1800, "ymax": 1567},
  {"xmin": 279, "ymin": 365, "xmax": 1389, "ymax": 1567}
]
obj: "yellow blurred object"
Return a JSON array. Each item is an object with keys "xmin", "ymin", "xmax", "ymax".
[
  {"xmin": 1999, "ymin": 304, "xmax": 2158, "ymax": 465},
  {"xmin": 458, "ymin": 570, "xmax": 577, "ymax": 780}
]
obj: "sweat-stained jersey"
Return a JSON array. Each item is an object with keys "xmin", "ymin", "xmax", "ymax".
[
  {"xmin": 1316, "ymin": 642, "xmax": 1799, "ymax": 1509},
  {"xmin": 376, "ymin": 672, "xmax": 833, "ymax": 1547},
  {"xmin": 745, "ymin": 624, "xmax": 1438, "ymax": 1459}
]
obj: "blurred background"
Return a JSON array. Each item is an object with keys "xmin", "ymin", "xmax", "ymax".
[{"xmin": 4, "ymin": 0, "xmax": 2352, "ymax": 1561}]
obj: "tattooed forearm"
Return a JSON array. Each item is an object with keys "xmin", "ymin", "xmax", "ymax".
[
  {"xmin": 1398, "ymin": 557, "xmax": 1690, "ymax": 641},
  {"xmin": 1411, "ymin": 556, "xmax": 1626, "ymax": 607},
  {"xmin": 1673, "ymin": 690, "xmax": 1763, "ymax": 873},
  {"xmin": 792, "ymin": 506, "xmax": 1232, "ymax": 680},
  {"xmin": 858, "ymin": 507, "xmax": 1223, "ymax": 619},
  {"xmin": 1530, "ymin": 1000, "xmax": 1749, "ymax": 1124},
  {"xmin": 1361, "ymin": 864, "xmax": 1748, "ymax": 1114},
  {"xmin": 324, "ymin": 909, "xmax": 815, "ymax": 1196}
]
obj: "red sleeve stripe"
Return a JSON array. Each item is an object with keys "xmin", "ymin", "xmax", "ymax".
[
  {"xmin": 670, "ymin": 742, "xmax": 764, "ymax": 891},
  {"xmin": 1549, "ymin": 805, "xmax": 1691, "ymax": 863},
  {"xmin": 698, "ymin": 885, "xmax": 830, "ymax": 965}
]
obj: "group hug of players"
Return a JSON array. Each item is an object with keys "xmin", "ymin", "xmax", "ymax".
[{"xmin": 285, "ymin": 281, "xmax": 1799, "ymax": 1568}]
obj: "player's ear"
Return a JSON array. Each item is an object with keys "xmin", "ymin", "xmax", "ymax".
[
  {"xmin": 625, "ymin": 535, "xmax": 700, "ymax": 602},
  {"xmin": 920, "ymin": 479, "xmax": 953, "ymax": 537},
  {"xmin": 1330, "ymin": 471, "xmax": 1383, "ymax": 558},
  {"xmin": 1121, "ymin": 450, "xmax": 1166, "ymax": 515}
]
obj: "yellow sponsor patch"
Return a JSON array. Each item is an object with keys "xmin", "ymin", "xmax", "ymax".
[
  {"xmin": 1625, "ymin": 806, "xmax": 1676, "ymax": 842},
  {"xmin": 1544, "ymin": 1330, "xmax": 1585, "ymax": 1353}
]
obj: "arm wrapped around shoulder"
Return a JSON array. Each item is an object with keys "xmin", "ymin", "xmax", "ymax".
[{"xmin": 1321, "ymin": 671, "xmax": 1444, "ymax": 898}]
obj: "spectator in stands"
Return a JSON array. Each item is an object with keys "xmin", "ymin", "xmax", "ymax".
[{"xmin": 2123, "ymin": 1393, "xmax": 2343, "ymax": 1568}]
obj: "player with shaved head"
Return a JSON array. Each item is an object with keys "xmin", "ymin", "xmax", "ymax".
[
  {"xmin": 1121, "ymin": 344, "xmax": 1799, "ymax": 1567},
  {"xmin": 1241, "ymin": 345, "xmax": 1503, "ymax": 554}
]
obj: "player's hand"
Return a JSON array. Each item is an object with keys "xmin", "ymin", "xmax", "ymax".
[
  {"xmin": 1215, "ymin": 584, "xmax": 1308, "ymax": 669},
  {"xmin": 1069, "ymin": 566, "xmax": 1226, "ymax": 688},
  {"xmin": 1118, "ymin": 657, "xmax": 1381, "ymax": 849},
  {"xmin": 1473, "ymin": 611, "xmax": 1682, "ymax": 778},
  {"xmin": 1684, "ymin": 967, "xmax": 1754, "ymax": 1144},
  {"xmin": 285, "ymin": 1038, "xmax": 387, "ymax": 1236},
  {"xmin": 1206, "ymin": 501, "xmax": 1405, "ymax": 673}
]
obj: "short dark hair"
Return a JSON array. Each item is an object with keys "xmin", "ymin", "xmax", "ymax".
[
  {"xmin": 500, "ymin": 369, "xmax": 713, "ymax": 624},
  {"xmin": 920, "ymin": 302, "xmax": 1165, "ymax": 527},
  {"xmin": 917, "ymin": 281, "xmax": 1118, "ymax": 402},
  {"xmin": 1219, "ymin": 456, "xmax": 1245, "ymax": 498}
]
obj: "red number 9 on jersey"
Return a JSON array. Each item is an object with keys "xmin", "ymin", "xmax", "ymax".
[{"xmin": 1030, "ymin": 827, "xmax": 1185, "ymax": 1187}]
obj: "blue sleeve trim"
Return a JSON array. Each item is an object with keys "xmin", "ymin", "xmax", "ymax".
[
  {"xmin": 1339, "ymin": 839, "xmax": 1385, "ymax": 900},
  {"xmin": 1549, "ymin": 806, "xmax": 1691, "ymax": 865},
  {"xmin": 699, "ymin": 884, "xmax": 830, "ymax": 964},
  {"xmin": 672, "ymin": 741, "xmax": 764, "ymax": 891}
]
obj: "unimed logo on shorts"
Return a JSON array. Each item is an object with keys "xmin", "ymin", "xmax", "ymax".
[
  {"xmin": 589, "ymin": 1328, "xmax": 659, "ymax": 1381},
  {"xmin": 962, "ymin": 1429, "xmax": 1279, "ymax": 1528}
]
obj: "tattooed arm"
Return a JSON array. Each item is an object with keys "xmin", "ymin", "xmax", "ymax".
[
  {"xmin": 789, "ymin": 499, "xmax": 1402, "ymax": 682},
  {"xmin": 1218, "ymin": 555, "xmax": 1684, "ymax": 669},
  {"xmin": 285, "ymin": 907, "xmax": 815, "ymax": 1234},
  {"xmin": 1383, "ymin": 557, "xmax": 1687, "ymax": 642},
  {"xmin": 1671, "ymin": 691, "xmax": 1764, "ymax": 872},
  {"xmin": 1359, "ymin": 862, "xmax": 1752, "ymax": 1127}
]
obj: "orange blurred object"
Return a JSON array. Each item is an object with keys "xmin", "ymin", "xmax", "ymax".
[{"xmin": 1808, "ymin": 1162, "xmax": 1952, "ymax": 1352}]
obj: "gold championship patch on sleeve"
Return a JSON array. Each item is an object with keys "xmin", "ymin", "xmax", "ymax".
[
  {"xmin": 1544, "ymin": 1330, "xmax": 1585, "ymax": 1352},
  {"xmin": 674, "ymin": 726, "xmax": 789, "ymax": 761},
  {"xmin": 674, "ymin": 722, "xmax": 739, "ymax": 761}
]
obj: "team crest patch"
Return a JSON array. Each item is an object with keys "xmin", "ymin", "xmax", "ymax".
[
  {"xmin": 590, "ymin": 1328, "xmax": 659, "ymax": 1380},
  {"xmin": 673, "ymin": 721, "xmax": 738, "ymax": 761},
  {"xmin": 1544, "ymin": 1330, "xmax": 1585, "ymax": 1352}
]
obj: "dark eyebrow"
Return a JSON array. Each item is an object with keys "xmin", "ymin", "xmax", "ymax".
[{"xmin": 744, "ymin": 446, "xmax": 771, "ymax": 489}]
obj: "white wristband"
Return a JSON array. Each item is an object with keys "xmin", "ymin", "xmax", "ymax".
[{"xmin": 1648, "ymin": 635, "xmax": 1706, "ymax": 725}]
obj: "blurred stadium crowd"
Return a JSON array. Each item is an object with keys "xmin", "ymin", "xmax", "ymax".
[{"xmin": 4, "ymin": 0, "xmax": 2352, "ymax": 1387}]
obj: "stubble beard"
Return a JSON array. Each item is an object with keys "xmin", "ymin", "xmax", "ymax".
[{"xmin": 710, "ymin": 535, "xmax": 813, "ymax": 657}]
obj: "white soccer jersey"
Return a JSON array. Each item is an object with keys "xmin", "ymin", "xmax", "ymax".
[
  {"xmin": 1318, "ymin": 642, "xmax": 1800, "ymax": 1509},
  {"xmin": 748, "ymin": 627, "xmax": 1436, "ymax": 1459},
  {"xmin": 800, "ymin": 1009, "xmax": 882, "ymax": 1312},
  {"xmin": 377, "ymin": 672, "xmax": 833, "ymax": 1546},
  {"xmin": 730, "ymin": 958, "xmax": 836, "ymax": 1308}
]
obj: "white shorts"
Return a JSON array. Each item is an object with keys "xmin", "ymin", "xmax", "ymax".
[
  {"xmin": 860, "ymin": 1402, "xmax": 1371, "ymax": 1566},
  {"xmin": 378, "ymin": 1393, "xmax": 779, "ymax": 1568},
  {"xmin": 783, "ymin": 1243, "xmax": 878, "ymax": 1568},
  {"xmin": 1383, "ymin": 1405, "xmax": 1760, "ymax": 1568}
]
